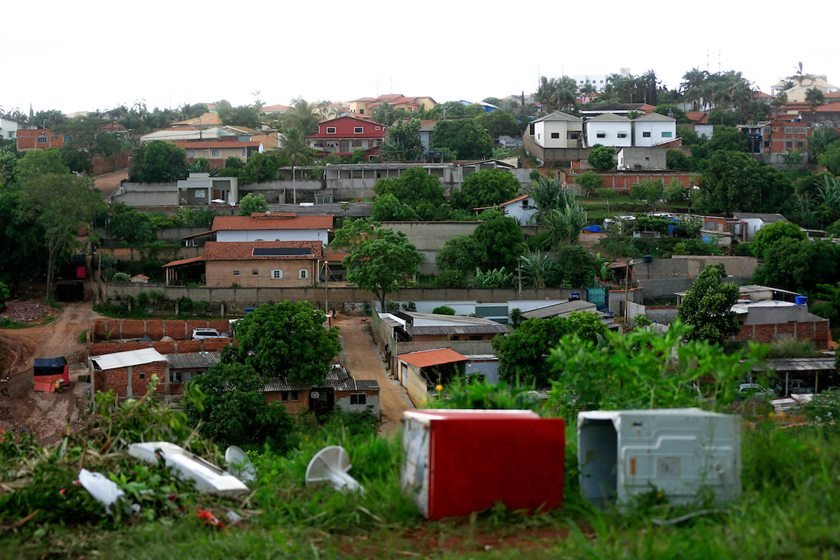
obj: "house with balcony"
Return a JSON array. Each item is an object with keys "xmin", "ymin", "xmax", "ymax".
[
  {"xmin": 632, "ymin": 112, "xmax": 677, "ymax": 147},
  {"xmin": 307, "ymin": 116, "xmax": 387, "ymax": 159}
]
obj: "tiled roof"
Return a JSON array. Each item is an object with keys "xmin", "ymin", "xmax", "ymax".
[
  {"xmin": 172, "ymin": 112, "xmax": 222, "ymax": 127},
  {"xmin": 634, "ymin": 112, "xmax": 676, "ymax": 122},
  {"xmin": 586, "ymin": 113, "xmax": 631, "ymax": 122},
  {"xmin": 162, "ymin": 256, "xmax": 205, "ymax": 268},
  {"xmin": 532, "ymin": 111, "xmax": 581, "ymax": 123},
  {"xmin": 397, "ymin": 348, "xmax": 468, "ymax": 368},
  {"xmin": 816, "ymin": 102, "xmax": 840, "ymax": 112},
  {"xmin": 166, "ymin": 352, "xmax": 221, "ymax": 369},
  {"xmin": 263, "ymin": 365, "xmax": 379, "ymax": 392},
  {"xmin": 261, "ymin": 104, "xmax": 291, "ymax": 113},
  {"xmin": 212, "ymin": 214, "xmax": 333, "ymax": 231},
  {"xmin": 203, "ymin": 241, "xmax": 323, "ymax": 261},
  {"xmin": 685, "ymin": 111, "xmax": 709, "ymax": 124}
]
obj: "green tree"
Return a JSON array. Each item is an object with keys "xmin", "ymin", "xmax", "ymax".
[
  {"xmin": 708, "ymin": 125, "xmax": 747, "ymax": 153},
  {"xmin": 472, "ymin": 216, "xmax": 525, "ymax": 271},
  {"xmin": 535, "ymin": 76, "xmax": 579, "ymax": 112},
  {"xmin": 217, "ymin": 103, "xmax": 261, "ymax": 129},
  {"xmin": 240, "ymin": 152, "xmax": 280, "ymax": 185},
  {"xmin": 753, "ymin": 238, "xmax": 840, "ymax": 293},
  {"xmin": 238, "ymin": 193, "xmax": 269, "ymax": 215},
  {"xmin": 278, "ymin": 127, "xmax": 314, "ymax": 168},
  {"xmin": 575, "ymin": 171, "xmax": 602, "ymax": 196},
  {"xmin": 492, "ymin": 312, "xmax": 607, "ymax": 386},
  {"xmin": 588, "ymin": 145, "xmax": 616, "ymax": 171},
  {"xmin": 283, "ymin": 98, "xmax": 322, "ymax": 136},
  {"xmin": 226, "ymin": 301, "xmax": 340, "ymax": 385},
  {"xmin": 631, "ymin": 179, "xmax": 666, "ymax": 210},
  {"xmin": 436, "ymin": 235, "xmax": 484, "ymax": 281},
  {"xmin": 380, "ymin": 118, "xmax": 424, "ymax": 162},
  {"xmin": 130, "ymin": 141, "xmax": 189, "ymax": 183},
  {"xmin": 752, "ymin": 222, "xmax": 806, "ymax": 259},
  {"xmin": 477, "ymin": 110, "xmax": 521, "ymax": 138},
  {"xmin": 337, "ymin": 223, "xmax": 422, "ymax": 310},
  {"xmin": 818, "ymin": 142, "xmax": 840, "ymax": 175},
  {"xmin": 531, "ymin": 176, "xmax": 576, "ymax": 222},
  {"xmin": 552, "ymin": 244, "xmax": 598, "ymax": 287},
  {"xmin": 431, "ymin": 119, "xmax": 494, "ymax": 160},
  {"xmin": 810, "ymin": 129, "xmax": 838, "ymax": 159},
  {"xmin": 374, "ymin": 168, "xmax": 447, "ymax": 220},
  {"xmin": 184, "ymin": 362, "xmax": 295, "ymax": 451},
  {"xmin": 542, "ymin": 203, "xmax": 586, "ymax": 247},
  {"xmin": 471, "ymin": 267, "xmax": 514, "ymax": 288},
  {"xmin": 664, "ymin": 178, "xmax": 687, "ymax": 203},
  {"xmin": 372, "ymin": 192, "xmax": 418, "ymax": 221},
  {"xmin": 18, "ymin": 153, "xmax": 103, "ymax": 299},
  {"xmin": 677, "ymin": 264, "xmax": 740, "ymax": 345},
  {"xmin": 450, "ymin": 169, "xmax": 519, "ymax": 210},
  {"xmin": 666, "ymin": 149, "xmax": 692, "ymax": 171},
  {"xmin": 371, "ymin": 102, "xmax": 407, "ymax": 127},
  {"xmin": 699, "ymin": 151, "xmax": 793, "ymax": 215},
  {"xmin": 107, "ymin": 203, "xmax": 156, "ymax": 244},
  {"xmin": 0, "ymin": 281, "xmax": 8, "ymax": 312}
]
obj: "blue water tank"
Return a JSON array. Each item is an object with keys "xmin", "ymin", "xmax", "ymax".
[{"xmin": 795, "ymin": 295, "xmax": 808, "ymax": 305}]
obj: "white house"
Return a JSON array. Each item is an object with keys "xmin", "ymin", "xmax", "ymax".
[
  {"xmin": 529, "ymin": 111, "xmax": 583, "ymax": 149},
  {"xmin": 732, "ymin": 213, "xmax": 789, "ymax": 241},
  {"xmin": 479, "ymin": 193, "xmax": 537, "ymax": 225},
  {"xmin": 0, "ymin": 116, "xmax": 23, "ymax": 140},
  {"xmin": 584, "ymin": 113, "xmax": 632, "ymax": 148},
  {"xmin": 632, "ymin": 112, "xmax": 677, "ymax": 147},
  {"xmin": 211, "ymin": 213, "xmax": 333, "ymax": 245}
]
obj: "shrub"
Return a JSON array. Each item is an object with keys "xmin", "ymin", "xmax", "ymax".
[
  {"xmin": 432, "ymin": 305, "xmax": 456, "ymax": 315},
  {"xmin": 112, "ymin": 272, "xmax": 130, "ymax": 282}
]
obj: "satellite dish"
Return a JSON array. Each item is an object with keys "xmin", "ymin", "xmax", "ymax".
[
  {"xmin": 310, "ymin": 391, "xmax": 320, "ymax": 399},
  {"xmin": 225, "ymin": 445, "xmax": 256, "ymax": 483},
  {"xmin": 305, "ymin": 445, "xmax": 364, "ymax": 493}
]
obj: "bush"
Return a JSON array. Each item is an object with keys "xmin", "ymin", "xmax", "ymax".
[
  {"xmin": 112, "ymin": 272, "xmax": 130, "ymax": 282},
  {"xmin": 432, "ymin": 305, "xmax": 456, "ymax": 315}
]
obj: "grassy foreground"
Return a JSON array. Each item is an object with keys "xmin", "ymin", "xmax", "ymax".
[{"xmin": 2, "ymin": 405, "xmax": 839, "ymax": 559}]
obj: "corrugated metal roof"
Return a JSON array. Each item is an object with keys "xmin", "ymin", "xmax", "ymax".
[
  {"xmin": 91, "ymin": 348, "xmax": 166, "ymax": 371},
  {"xmin": 262, "ymin": 365, "xmax": 379, "ymax": 392},
  {"xmin": 166, "ymin": 352, "xmax": 221, "ymax": 370},
  {"xmin": 753, "ymin": 358, "xmax": 835, "ymax": 372},
  {"xmin": 522, "ymin": 300, "xmax": 596, "ymax": 319},
  {"xmin": 397, "ymin": 348, "xmax": 468, "ymax": 368}
]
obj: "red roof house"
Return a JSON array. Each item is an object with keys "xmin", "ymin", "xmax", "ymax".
[{"xmin": 307, "ymin": 116, "xmax": 387, "ymax": 159}]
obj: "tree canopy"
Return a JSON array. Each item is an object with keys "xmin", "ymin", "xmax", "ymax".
[
  {"xmin": 431, "ymin": 119, "xmax": 493, "ymax": 160},
  {"xmin": 450, "ymin": 169, "xmax": 519, "ymax": 211},
  {"xmin": 238, "ymin": 193, "xmax": 269, "ymax": 215},
  {"xmin": 492, "ymin": 312, "xmax": 608, "ymax": 387},
  {"xmin": 677, "ymin": 264, "xmax": 740, "ymax": 345},
  {"xmin": 698, "ymin": 151, "xmax": 793, "ymax": 215},
  {"xmin": 225, "ymin": 301, "xmax": 340, "ymax": 385},
  {"xmin": 381, "ymin": 119, "xmax": 424, "ymax": 162},
  {"xmin": 130, "ymin": 141, "xmax": 189, "ymax": 183},
  {"xmin": 373, "ymin": 168, "xmax": 448, "ymax": 220},
  {"xmin": 588, "ymin": 145, "xmax": 616, "ymax": 171},
  {"xmin": 336, "ymin": 221, "xmax": 423, "ymax": 310}
]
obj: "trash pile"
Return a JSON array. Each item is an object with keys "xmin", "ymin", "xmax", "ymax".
[{"xmin": 0, "ymin": 302, "xmax": 47, "ymax": 323}]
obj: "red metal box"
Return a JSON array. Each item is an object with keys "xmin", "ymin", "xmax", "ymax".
[{"xmin": 402, "ymin": 409, "xmax": 565, "ymax": 519}]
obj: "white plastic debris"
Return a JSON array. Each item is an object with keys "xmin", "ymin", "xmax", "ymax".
[
  {"xmin": 78, "ymin": 469, "xmax": 125, "ymax": 513},
  {"xmin": 128, "ymin": 442, "xmax": 249, "ymax": 496},
  {"xmin": 225, "ymin": 445, "xmax": 257, "ymax": 483},
  {"xmin": 305, "ymin": 445, "xmax": 364, "ymax": 493}
]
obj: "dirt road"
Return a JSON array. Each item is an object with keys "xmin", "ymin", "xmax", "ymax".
[
  {"xmin": 0, "ymin": 302, "xmax": 100, "ymax": 444},
  {"xmin": 93, "ymin": 168, "xmax": 129, "ymax": 199},
  {"xmin": 334, "ymin": 314, "xmax": 413, "ymax": 435}
]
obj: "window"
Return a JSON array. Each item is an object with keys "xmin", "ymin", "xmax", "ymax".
[
  {"xmin": 642, "ymin": 132, "xmax": 651, "ymax": 138},
  {"xmin": 211, "ymin": 149, "xmax": 221, "ymax": 158},
  {"xmin": 354, "ymin": 126, "xmax": 364, "ymax": 134},
  {"xmin": 326, "ymin": 127, "xmax": 336, "ymax": 134},
  {"xmin": 171, "ymin": 371, "xmax": 192, "ymax": 384},
  {"xmin": 797, "ymin": 141, "xmax": 805, "ymax": 148},
  {"xmin": 251, "ymin": 269, "xmax": 258, "ymax": 275},
  {"xmin": 139, "ymin": 373, "xmax": 146, "ymax": 380},
  {"xmin": 298, "ymin": 269, "xmax": 308, "ymax": 279},
  {"xmin": 187, "ymin": 149, "xmax": 197, "ymax": 157},
  {"xmin": 521, "ymin": 199, "xmax": 529, "ymax": 208},
  {"xmin": 567, "ymin": 131, "xmax": 580, "ymax": 140},
  {"xmin": 617, "ymin": 132, "xmax": 628, "ymax": 138},
  {"xmin": 786, "ymin": 141, "xmax": 793, "ymax": 148},
  {"xmin": 241, "ymin": 148, "xmax": 247, "ymax": 157},
  {"xmin": 529, "ymin": 123, "xmax": 535, "ymax": 135},
  {"xmin": 282, "ymin": 390, "xmax": 300, "ymax": 401},
  {"xmin": 37, "ymin": 135, "xmax": 47, "ymax": 144},
  {"xmin": 353, "ymin": 140, "xmax": 362, "ymax": 147},
  {"xmin": 233, "ymin": 270, "xmax": 240, "ymax": 276},
  {"xmin": 596, "ymin": 132, "xmax": 606, "ymax": 138},
  {"xmin": 350, "ymin": 393, "xmax": 367, "ymax": 405},
  {"xmin": 661, "ymin": 131, "xmax": 673, "ymax": 138},
  {"xmin": 271, "ymin": 269, "xmax": 283, "ymax": 279},
  {"xmin": 784, "ymin": 127, "xmax": 793, "ymax": 134},
  {"xmin": 795, "ymin": 127, "xmax": 807, "ymax": 134},
  {"xmin": 550, "ymin": 132, "xmax": 560, "ymax": 139},
  {"xmin": 63, "ymin": 135, "xmax": 72, "ymax": 143}
]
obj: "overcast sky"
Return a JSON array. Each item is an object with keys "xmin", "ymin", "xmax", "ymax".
[{"xmin": 3, "ymin": 0, "xmax": 838, "ymax": 115}]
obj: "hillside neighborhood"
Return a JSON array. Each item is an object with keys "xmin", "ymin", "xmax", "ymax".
[{"xmin": 2, "ymin": 63, "xmax": 840, "ymax": 557}]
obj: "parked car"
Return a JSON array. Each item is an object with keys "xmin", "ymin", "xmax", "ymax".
[
  {"xmin": 775, "ymin": 378, "xmax": 815, "ymax": 395},
  {"xmin": 191, "ymin": 328, "xmax": 226, "ymax": 340},
  {"xmin": 738, "ymin": 383, "xmax": 776, "ymax": 399}
]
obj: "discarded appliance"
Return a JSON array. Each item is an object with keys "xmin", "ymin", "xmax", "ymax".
[
  {"xmin": 33, "ymin": 356, "xmax": 69, "ymax": 393},
  {"xmin": 577, "ymin": 408, "xmax": 741, "ymax": 507},
  {"xmin": 401, "ymin": 409, "xmax": 565, "ymax": 520},
  {"xmin": 128, "ymin": 442, "xmax": 249, "ymax": 496},
  {"xmin": 305, "ymin": 445, "xmax": 363, "ymax": 493},
  {"xmin": 78, "ymin": 469, "xmax": 126, "ymax": 514},
  {"xmin": 225, "ymin": 445, "xmax": 257, "ymax": 483}
]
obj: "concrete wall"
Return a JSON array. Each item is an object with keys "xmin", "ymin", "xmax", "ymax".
[
  {"xmin": 381, "ymin": 221, "xmax": 482, "ymax": 274},
  {"xmin": 111, "ymin": 183, "xmax": 178, "ymax": 206},
  {"xmin": 523, "ymin": 132, "xmax": 590, "ymax": 165},
  {"xmin": 104, "ymin": 282, "xmax": 570, "ymax": 313},
  {"xmin": 634, "ymin": 256, "xmax": 758, "ymax": 281},
  {"xmin": 99, "ymin": 246, "xmax": 201, "ymax": 263},
  {"xmin": 585, "ymin": 121, "xmax": 632, "ymax": 148},
  {"xmin": 335, "ymin": 390, "xmax": 380, "ymax": 417}
]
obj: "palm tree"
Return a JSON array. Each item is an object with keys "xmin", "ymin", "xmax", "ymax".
[
  {"xmin": 518, "ymin": 251, "xmax": 554, "ymax": 289},
  {"xmin": 283, "ymin": 98, "xmax": 321, "ymax": 136},
  {"xmin": 542, "ymin": 202, "xmax": 586, "ymax": 247},
  {"xmin": 805, "ymin": 87, "xmax": 825, "ymax": 112}
]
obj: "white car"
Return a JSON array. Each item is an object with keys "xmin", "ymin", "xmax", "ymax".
[{"xmin": 191, "ymin": 328, "xmax": 226, "ymax": 340}]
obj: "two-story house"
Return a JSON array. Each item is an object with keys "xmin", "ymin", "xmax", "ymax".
[
  {"xmin": 528, "ymin": 111, "xmax": 584, "ymax": 149},
  {"xmin": 584, "ymin": 113, "xmax": 632, "ymax": 148},
  {"xmin": 632, "ymin": 113, "xmax": 677, "ymax": 147},
  {"xmin": 307, "ymin": 116, "xmax": 387, "ymax": 159}
]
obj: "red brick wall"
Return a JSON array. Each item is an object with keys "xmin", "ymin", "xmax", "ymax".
[
  {"xmin": 265, "ymin": 391, "xmax": 310, "ymax": 414},
  {"xmin": 734, "ymin": 320, "xmax": 830, "ymax": 349},
  {"xmin": 92, "ymin": 319, "xmax": 231, "ymax": 341},
  {"xmin": 94, "ymin": 360, "xmax": 168, "ymax": 398},
  {"xmin": 568, "ymin": 172, "xmax": 696, "ymax": 193},
  {"xmin": 92, "ymin": 152, "xmax": 130, "ymax": 175},
  {"xmin": 89, "ymin": 338, "xmax": 230, "ymax": 356}
]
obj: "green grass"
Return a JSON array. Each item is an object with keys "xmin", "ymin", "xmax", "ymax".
[{"xmin": 2, "ymin": 403, "xmax": 839, "ymax": 559}]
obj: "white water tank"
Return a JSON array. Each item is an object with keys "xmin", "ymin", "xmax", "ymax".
[{"xmin": 577, "ymin": 408, "xmax": 741, "ymax": 507}]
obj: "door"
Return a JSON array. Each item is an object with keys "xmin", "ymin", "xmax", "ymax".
[{"xmin": 308, "ymin": 387, "xmax": 334, "ymax": 415}]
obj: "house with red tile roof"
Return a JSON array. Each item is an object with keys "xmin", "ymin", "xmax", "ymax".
[
  {"xmin": 348, "ymin": 94, "xmax": 437, "ymax": 116},
  {"xmin": 212, "ymin": 213, "xmax": 333, "ymax": 244},
  {"xmin": 163, "ymin": 240, "xmax": 323, "ymax": 288},
  {"xmin": 307, "ymin": 116, "xmax": 387, "ymax": 159},
  {"xmin": 175, "ymin": 140, "xmax": 262, "ymax": 169}
]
